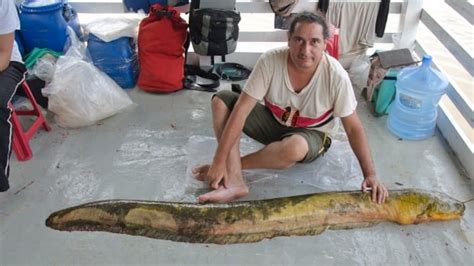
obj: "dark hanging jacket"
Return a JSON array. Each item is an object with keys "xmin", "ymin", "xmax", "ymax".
[
  {"xmin": 375, "ymin": 0, "xmax": 390, "ymax": 37},
  {"xmin": 318, "ymin": 0, "xmax": 329, "ymax": 14}
]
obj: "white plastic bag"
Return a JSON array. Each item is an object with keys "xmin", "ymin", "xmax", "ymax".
[
  {"xmin": 349, "ymin": 53, "xmax": 371, "ymax": 91},
  {"xmin": 66, "ymin": 26, "xmax": 90, "ymax": 61},
  {"xmin": 29, "ymin": 54, "xmax": 57, "ymax": 84},
  {"xmin": 42, "ymin": 55, "xmax": 134, "ymax": 128},
  {"xmin": 28, "ymin": 26, "xmax": 89, "ymax": 84}
]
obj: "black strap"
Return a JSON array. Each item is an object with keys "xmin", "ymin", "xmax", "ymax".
[
  {"xmin": 383, "ymin": 76, "xmax": 397, "ymax": 81},
  {"xmin": 184, "ymin": 28, "xmax": 191, "ymax": 67},
  {"xmin": 210, "ymin": 55, "xmax": 226, "ymax": 66},
  {"xmin": 184, "ymin": 65, "xmax": 220, "ymax": 92},
  {"xmin": 184, "ymin": 1, "xmax": 219, "ymax": 92},
  {"xmin": 184, "ymin": 17, "xmax": 217, "ymax": 92},
  {"xmin": 154, "ymin": 9, "xmax": 173, "ymax": 18},
  {"xmin": 190, "ymin": 0, "xmax": 200, "ymax": 10}
]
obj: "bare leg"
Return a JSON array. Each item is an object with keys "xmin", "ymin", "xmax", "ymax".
[
  {"xmin": 194, "ymin": 97, "xmax": 248, "ymax": 203},
  {"xmin": 193, "ymin": 134, "xmax": 309, "ymax": 179},
  {"xmin": 241, "ymin": 134, "xmax": 309, "ymax": 170}
]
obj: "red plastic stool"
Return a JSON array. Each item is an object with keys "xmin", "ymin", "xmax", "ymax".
[{"xmin": 8, "ymin": 81, "xmax": 51, "ymax": 161}]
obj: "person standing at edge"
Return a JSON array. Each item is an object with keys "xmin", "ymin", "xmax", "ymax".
[{"xmin": 193, "ymin": 12, "xmax": 388, "ymax": 204}]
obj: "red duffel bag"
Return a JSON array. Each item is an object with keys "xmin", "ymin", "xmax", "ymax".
[{"xmin": 137, "ymin": 4, "xmax": 188, "ymax": 93}]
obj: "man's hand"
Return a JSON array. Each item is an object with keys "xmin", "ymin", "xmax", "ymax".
[
  {"xmin": 361, "ymin": 176, "xmax": 388, "ymax": 204},
  {"xmin": 207, "ymin": 160, "xmax": 228, "ymax": 190}
]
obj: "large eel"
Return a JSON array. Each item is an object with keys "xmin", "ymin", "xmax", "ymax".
[{"xmin": 46, "ymin": 189, "xmax": 465, "ymax": 244}]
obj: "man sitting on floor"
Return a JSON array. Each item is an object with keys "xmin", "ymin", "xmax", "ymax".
[{"xmin": 193, "ymin": 12, "xmax": 388, "ymax": 204}]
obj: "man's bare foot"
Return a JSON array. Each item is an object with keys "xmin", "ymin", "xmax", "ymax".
[
  {"xmin": 197, "ymin": 184, "xmax": 249, "ymax": 203},
  {"xmin": 192, "ymin": 164, "xmax": 210, "ymax": 181}
]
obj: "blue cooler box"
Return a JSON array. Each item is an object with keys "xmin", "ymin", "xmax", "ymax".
[{"xmin": 87, "ymin": 34, "xmax": 138, "ymax": 89}]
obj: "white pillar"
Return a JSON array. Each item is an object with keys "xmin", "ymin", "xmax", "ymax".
[{"xmin": 394, "ymin": 0, "xmax": 424, "ymax": 50}]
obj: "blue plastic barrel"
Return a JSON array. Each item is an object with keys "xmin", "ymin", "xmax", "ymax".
[
  {"xmin": 14, "ymin": 31, "xmax": 26, "ymax": 58},
  {"xmin": 122, "ymin": 0, "xmax": 168, "ymax": 13},
  {"xmin": 87, "ymin": 34, "xmax": 138, "ymax": 88},
  {"xmin": 122, "ymin": 0, "xmax": 150, "ymax": 13},
  {"xmin": 19, "ymin": 0, "xmax": 70, "ymax": 53},
  {"xmin": 387, "ymin": 55, "xmax": 448, "ymax": 140}
]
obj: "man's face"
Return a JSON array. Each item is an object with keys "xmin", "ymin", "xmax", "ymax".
[{"xmin": 288, "ymin": 22, "xmax": 327, "ymax": 70}]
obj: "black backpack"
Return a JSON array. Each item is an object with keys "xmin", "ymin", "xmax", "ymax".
[{"xmin": 189, "ymin": 0, "xmax": 241, "ymax": 57}]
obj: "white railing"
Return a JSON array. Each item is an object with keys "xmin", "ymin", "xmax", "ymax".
[{"xmin": 415, "ymin": 1, "xmax": 473, "ymax": 178}]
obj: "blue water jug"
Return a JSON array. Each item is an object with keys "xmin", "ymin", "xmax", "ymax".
[
  {"xmin": 387, "ymin": 55, "xmax": 448, "ymax": 140},
  {"xmin": 19, "ymin": 0, "xmax": 70, "ymax": 53},
  {"xmin": 87, "ymin": 34, "xmax": 138, "ymax": 88}
]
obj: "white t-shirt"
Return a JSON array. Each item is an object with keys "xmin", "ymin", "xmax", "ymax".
[
  {"xmin": 243, "ymin": 47, "xmax": 357, "ymax": 137},
  {"xmin": 0, "ymin": 0, "xmax": 22, "ymax": 63}
]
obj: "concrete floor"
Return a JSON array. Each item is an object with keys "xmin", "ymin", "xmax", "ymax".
[{"xmin": 1, "ymin": 85, "xmax": 473, "ymax": 265}]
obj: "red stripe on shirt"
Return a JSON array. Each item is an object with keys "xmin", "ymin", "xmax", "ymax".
[{"xmin": 264, "ymin": 98, "xmax": 334, "ymax": 128}]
